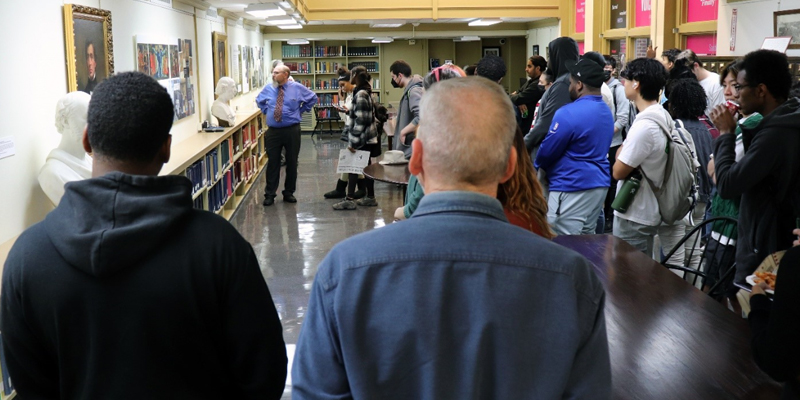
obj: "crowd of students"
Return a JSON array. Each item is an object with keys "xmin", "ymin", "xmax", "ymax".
[{"xmin": 3, "ymin": 35, "xmax": 800, "ymax": 399}]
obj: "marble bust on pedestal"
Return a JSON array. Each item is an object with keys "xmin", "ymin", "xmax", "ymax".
[
  {"xmin": 212, "ymin": 77, "xmax": 237, "ymax": 127},
  {"xmin": 38, "ymin": 92, "xmax": 92, "ymax": 206}
]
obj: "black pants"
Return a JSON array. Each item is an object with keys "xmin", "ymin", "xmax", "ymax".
[{"xmin": 264, "ymin": 124, "xmax": 301, "ymax": 198}]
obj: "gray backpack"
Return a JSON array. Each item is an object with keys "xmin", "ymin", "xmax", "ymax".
[{"xmin": 636, "ymin": 112, "xmax": 700, "ymax": 225}]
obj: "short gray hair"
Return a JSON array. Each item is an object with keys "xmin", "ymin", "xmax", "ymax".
[{"xmin": 417, "ymin": 77, "xmax": 516, "ymax": 186}]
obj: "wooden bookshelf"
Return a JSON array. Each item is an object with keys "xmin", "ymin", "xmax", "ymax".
[{"xmin": 161, "ymin": 109, "xmax": 267, "ymax": 219}]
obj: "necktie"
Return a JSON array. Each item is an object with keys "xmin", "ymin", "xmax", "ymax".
[{"xmin": 274, "ymin": 85, "xmax": 284, "ymax": 122}]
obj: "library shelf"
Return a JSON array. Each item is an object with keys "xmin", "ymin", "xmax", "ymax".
[{"xmin": 191, "ymin": 186, "xmax": 207, "ymax": 201}]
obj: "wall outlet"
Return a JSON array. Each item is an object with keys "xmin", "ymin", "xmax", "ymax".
[{"xmin": 409, "ymin": 39, "xmax": 416, "ymax": 45}]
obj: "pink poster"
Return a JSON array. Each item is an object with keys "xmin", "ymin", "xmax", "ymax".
[
  {"xmin": 686, "ymin": 34, "xmax": 717, "ymax": 55},
  {"xmin": 575, "ymin": 0, "xmax": 585, "ymax": 33},
  {"xmin": 687, "ymin": 0, "xmax": 718, "ymax": 23},
  {"xmin": 578, "ymin": 41, "xmax": 585, "ymax": 55},
  {"xmin": 635, "ymin": 0, "xmax": 651, "ymax": 27}
]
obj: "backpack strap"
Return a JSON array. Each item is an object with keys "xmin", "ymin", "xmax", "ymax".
[{"xmin": 634, "ymin": 110, "xmax": 675, "ymax": 192}]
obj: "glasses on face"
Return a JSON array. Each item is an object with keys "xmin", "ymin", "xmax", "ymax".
[{"xmin": 733, "ymin": 82, "xmax": 757, "ymax": 92}]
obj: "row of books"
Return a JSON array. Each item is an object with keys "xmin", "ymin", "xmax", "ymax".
[
  {"xmin": 349, "ymin": 61, "xmax": 379, "ymax": 72},
  {"xmin": 186, "ymin": 159, "xmax": 208, "ymax": 195},
  {"xmin": 242, "ymin": 122, "xmax": 258, "ymax": 148},
  {"xmin": 192, "ymin": 196, "xmax": 204, "ymax": 210},
  {"xmin": 317, "ymin": 94, "xmax": 340, "ymax": 107},
  {"xmin": 315, "ymin": 61, "xmax": 342, "ymax": 74},
  {"xmin": 285, "ymin": 61, "xmax": 311, "ymax": 74},
  {"xmin": 316, "ymin": 107, "xmax": 340, "ymax": 119},
  {"xmin": 315, "ymin": 78, "xmax": 339, "ymax": 90},
  {"xmin": 347, "ymin": 46, "xmax": 378, "ymax": 56},
  {"xmin": 208, "ymin": 170, "xmax": 234, "ymax": 213},
  {"xmin": 282, "ymin": 45, "xmax": 313, "ymax": 58},
  {"xmin": 219, "ymin": 137, "xmax": 235, "ymax": 172},
  {"xmin": 316, "ymin": 45, "xmax": 344, "ymax": 57},
  {"xmin": 297, "ymin": 79, "xmax": 313, "ymax": 89}
]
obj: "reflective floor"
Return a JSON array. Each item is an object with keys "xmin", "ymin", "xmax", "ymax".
[{"xmin": 229, "ymin": 134, "xmax": 402, "ymax": 396}]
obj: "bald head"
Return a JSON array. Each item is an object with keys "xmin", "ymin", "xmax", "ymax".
[
  {"xmin": 272, "ymin": 64, "xmax": 290, "ymax": 86},
  {"xmin": 414, "ymin": 77, "xmax": 516, "ymax": 190}
]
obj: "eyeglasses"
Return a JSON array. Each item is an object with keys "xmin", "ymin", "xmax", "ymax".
[{"xmin": 733, "ymin": 82, "xmax": 758, "ymax": 92}]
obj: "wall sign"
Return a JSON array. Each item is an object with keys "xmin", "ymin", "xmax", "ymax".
[
  {"xmin": 730, "ymin": 9, "xmax": 737, "ymax": 51},
  {"xmin": 687, "ymin": 0, "xmax": 718, "ymax": 23},
  {"xmin": 578, "ymin": 41, "xmax": 585, "ymax": 55},
  {"xmin": 635, "ymin": 0, "xmax": 651, "ymax": 27},
  {"xmin": 575, "ymin": 0, "xmax": 585, "ymax": 33},
  {"xmin": 611, "ymin": 0, "xmax": 627, "ymax": 29},
  {"xmin": 686, "ymin": 34, "xmax": 717, "ymax": 55}
]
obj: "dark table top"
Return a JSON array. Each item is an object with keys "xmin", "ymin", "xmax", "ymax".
[
  {"xmin": 363, "ymin": 161, "xmax": 410, "ymax": 186},
  {"xmin": 553, "ymin": 235, "xmax": 781, "ymax": 400}
]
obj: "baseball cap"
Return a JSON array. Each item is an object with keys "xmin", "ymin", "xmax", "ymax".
[{"xmin": 566, "ymin": 58, "xmax": 605, "ymax": 88}]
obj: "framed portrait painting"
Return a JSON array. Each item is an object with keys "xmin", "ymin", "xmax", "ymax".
[
  {"xmin": 483, "ymin": 47, "xmax": 501, "ymax": 57},
  {"xmin": 63, "ymin": 4, "xmax": 114, "ymax": 94},
  {"xmin": 212, "ymin": 32, "xmax": 229, "ymax": 90},
  {"xmin": 774, "ymin": 9, "xmax": 800, "ymax": 49}
]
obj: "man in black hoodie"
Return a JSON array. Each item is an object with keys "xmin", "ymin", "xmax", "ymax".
[
  {"xmin": 710, "ymin": 49, "xmax": 800, "ymax": 288},
  {"xmin": 1, "ymin": 72, "xmax": 287, "ymax": 399},
  {"xmin": 524, "ymin": 37, "xmax": 579, "ymax": 158}
]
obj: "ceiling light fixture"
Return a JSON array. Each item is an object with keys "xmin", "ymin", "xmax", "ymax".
[
  {"xmin": 454, "ymin": 35, "xmax": 481, "ymax": 42},
  {"xmin": 468, "ymin": 18, "xmax": 502, "ymax": 26},
  {"xmin": 287, "ymin": 39, "xmax": 309, "ymax": 45},
  {"xmin": 278, "ymin": 23, "xmax": 303, "ymax": 30},
  {"xmin": 370, "ymin": 21, "xmax": 405, "ymax": 28},
  {"xmin": 265, "ymin": 16, "xmax": 297, "ymax": 25},
  {"xmin": 371, "ymin": 37, "xmax": 394, "ymax": 43},
  {"xmin": 244, "ymin": 3, "xmax": 286, "ymax": 18},
  {"xmin": 278, "ymin": 1, "xmax": 294, "ymax": 10}
]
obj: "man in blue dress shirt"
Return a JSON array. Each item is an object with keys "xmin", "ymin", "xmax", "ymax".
[
  {"xmin": 256, "ymin": 64, "xmax": 317, "ymax": 206},
  {"xmin": 291, "ymin": 77, "xmax": 610, "ymax": 399}
]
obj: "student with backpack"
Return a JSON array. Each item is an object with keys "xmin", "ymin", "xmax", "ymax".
[
  {"xmin": 603, "ymin": 56, "xmax": 634, "ymax": 232},
  {"xmin": 612, "ymin": 58, "xmax": 696, "ymax": 257}
]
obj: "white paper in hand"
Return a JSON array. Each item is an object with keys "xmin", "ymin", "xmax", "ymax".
[{"xmin": 336, "ymin": 149, "xmax": 371, "ymax": 174}]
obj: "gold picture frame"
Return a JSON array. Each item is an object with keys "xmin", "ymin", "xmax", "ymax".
[
  {"xmin": 774, "ymin": 9, "xmax": 800, "ymax": 50},
  {"xmin": 212, "ymin": 32, "xmax": 229, "ymax": 93},
  {"xmin": 63, "ymin": 4, "xmax": 114, "ymax": 93}
]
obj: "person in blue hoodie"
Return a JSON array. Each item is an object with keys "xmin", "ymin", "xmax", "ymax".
[{"xmin": 534, "ymin": 58, "xmax": 614, "ymax": 235}]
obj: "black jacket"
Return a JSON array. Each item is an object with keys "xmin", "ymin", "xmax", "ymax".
[
  {"xmin": 714, "ymin": 97, "xmax": 800, "ymax": 285},
  {"xmin": 525, "ymin": 37, "xmax": 579, "ymax": 152},
  {"xmin": 677, "ymin": 118, "xmax": 714, "ymax": 203},
  {"xmin": 1, "ymin": 172, "xmax": 287, "ymax": 399},
  {"xmin": 511, "ymin": 78, "xmax": 544, "ymax": 133}
]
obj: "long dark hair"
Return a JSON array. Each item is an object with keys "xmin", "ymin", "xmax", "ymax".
[{"xmin": 351, "ymin": 66, "xmax": 372, "ymax": 95}]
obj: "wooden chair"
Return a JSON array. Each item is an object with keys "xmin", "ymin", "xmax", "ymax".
[{"xmin": 661, "ymin": 216, "xmax": 739, "ymax": 298}]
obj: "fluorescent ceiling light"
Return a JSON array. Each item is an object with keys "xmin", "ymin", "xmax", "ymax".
[
  {"xmin": 371, "ymin": 37, "xmax": 394, "ymax": 43},
  {"xmin": 279, "ymin": 1, "xmax": 294, "ymax": 10},
  {"xmin": 454, "ymin": 36, "xmax": 481, "ymax": 42},
  {"xmin": 265, "ymin": 16, "xmax": 296, "ymax": 25},
  {"xmin": 245, "ymin": 3, "xmax": 286, "ymax": 18},
  {"xmin": 370, "ymin": 21, "xmax": 405, "ymax": 28},
  {"xmin": 468, "ymin": 18, "xmax": 502, "ymax": 26},
  {"xmin": 287, "ymin": 39, "xmax": 309, "ymax": 45},
  {"xmin": 278, "ymin": 24, "xmax": 303, "ymax": 30}
]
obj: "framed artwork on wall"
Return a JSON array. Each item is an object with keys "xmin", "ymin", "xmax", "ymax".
[
  {"xmin": 774, "ymin": 9, "xmax": 800, "ymax": 49},
  {"xmin": 63, "ymin": 4, "xmax": 114, "ymax": 94},
  {"xmin": 212, "ymin": 32, "xmax": 229, "ymax": 90},
  {"xmin": 135, "ymin": 35, "xmax": 196, "ymax": 121},
  {"xmin": 483, "ymin": 47, "xmax": 501, "ymax": 57}
]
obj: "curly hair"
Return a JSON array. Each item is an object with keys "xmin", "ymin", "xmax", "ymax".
[
  {"xmin": 667, "ymin": 78, "xmax": 707, "ymax": 120},
  {"xmin": 497, "ymin": 127, "xmax": 555, "ymax": 239},
  {"xmin": 741, "ymin": 49, "xmax": 792, "ymax": 100},
  {"xmin": 661, "ymin": 48, "xmax": 682, "ymax": 64},
  {"xmin": 476, "ymin": 55, "xmax": 507, "ymax": 82}
]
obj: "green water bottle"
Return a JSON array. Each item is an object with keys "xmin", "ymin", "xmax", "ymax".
[{"xmin": 611, "ymin": 170, "xmax": 642, "ymax": 213}]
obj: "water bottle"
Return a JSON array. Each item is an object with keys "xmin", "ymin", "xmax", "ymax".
[{"xmin": 611, "ymin": 170, "xmax": 642, "ymax": 213}]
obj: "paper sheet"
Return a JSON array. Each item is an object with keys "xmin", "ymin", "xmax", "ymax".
[{"xmin": 336, "ymin": 149, "xmax": 370, "ymax": 174}]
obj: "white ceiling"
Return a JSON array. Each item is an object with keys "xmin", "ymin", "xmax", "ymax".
[{"xmin": 200, "ymin": 0, "xmax": 543, "ymax": 26}]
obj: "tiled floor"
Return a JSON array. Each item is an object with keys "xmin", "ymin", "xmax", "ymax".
[{"xmin": 229, "ymin": 134, "xmax": 402, "ymax": 397}]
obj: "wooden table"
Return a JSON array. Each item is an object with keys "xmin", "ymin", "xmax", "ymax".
[
  {"xmin": 363, "ymin": 159, "xmax": 410, "ymax": 201},
  {"xmin": 554, "ymin": 235, "xmax": 782, "ymax": 400}
]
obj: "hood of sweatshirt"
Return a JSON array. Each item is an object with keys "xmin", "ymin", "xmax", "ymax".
[
  {"xmin": 403, "ymin": 75, "xmax": 424, "ymax": 95},
  {"xmin": 548, "ymin": 37, "xmax": 580, "ymax": 78},
  {"xmin": 44, "ymin": 172, "xmax": 193, "ymax": 278}
]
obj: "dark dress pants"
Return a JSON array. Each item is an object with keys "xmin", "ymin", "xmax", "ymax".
[{"xmin": 264, "ymin": 124, "xmax": 301, "ymax": 198}]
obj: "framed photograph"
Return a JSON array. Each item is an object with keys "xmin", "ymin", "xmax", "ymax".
[
  {"xmin": 774, "ymin": 9, "xmax": 800, "ymax": 49},
  {"xmin": 212, "ymin": 31, "xmax": 229, "ymax": 90},
  {"xmin": 533, "ymin": 45, "xmax": 539, "ymax": 55},
  {"xmin": 483, "ymin": 47, "xmax": 501, "ymax": 57},
  {"xmin": 63, "ymin": 5, "xmax": 114, "ymax": 94}
]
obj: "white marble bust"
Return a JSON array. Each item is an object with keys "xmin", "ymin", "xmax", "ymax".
[
  {"xmin": 38, "ymin": 92, "xmax": 92, "ymax": 206},
  {"xmin": 212, "ymin": 77, "xmax": 237, "ymax": 127}
]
